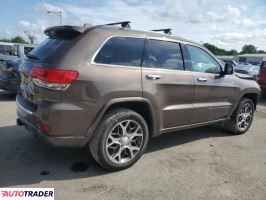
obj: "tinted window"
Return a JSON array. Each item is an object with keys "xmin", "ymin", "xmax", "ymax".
[
  {"xmin": 148, "ymin": 40, "xmax": 183, "ymax": 70},
  {"xmin": 186, "ymin": 45, "xmax": 221, "ymax": 74},
  {"xmin": 94, "ymin": 37, "xmax": 144, "ymax": 67},
  {"xmin": 28, "ymin": 39, "xmax": 71, "ymax": 61},
  {"xmin": 24, "ymin": 47, "xmax": 34, "ymax": 56}
]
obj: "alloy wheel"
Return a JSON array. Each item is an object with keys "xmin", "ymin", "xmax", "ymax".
[{"xmin": 105, "ymin": 120, "xmax": 143, "ymax": 164}]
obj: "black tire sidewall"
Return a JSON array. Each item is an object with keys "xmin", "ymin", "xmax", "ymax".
[{"xmin": 98, "ymin": 110, "xmax": 149, "ymax": 170}]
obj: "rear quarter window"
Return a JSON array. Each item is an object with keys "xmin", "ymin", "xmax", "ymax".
[{"xmin": 94, "ymin": 37, "xmax": 145, "ymax": 67}]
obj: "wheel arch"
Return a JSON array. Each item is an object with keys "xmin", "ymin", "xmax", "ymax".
[
  {"xmin": 86, "ymin": 97, "xmax": 159, "ymax": 141},
  {"xmin": 242, "ymin": 93, "xmax": 259, "ymax": 109}
]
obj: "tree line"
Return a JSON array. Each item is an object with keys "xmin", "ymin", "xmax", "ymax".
[
  {"xmin": 0, "ymin": 36, "xmax": 28, "ymax": 44},
  {"xmin": 203, "ymin": 43, "xmax": 266, "ymax": 55}
]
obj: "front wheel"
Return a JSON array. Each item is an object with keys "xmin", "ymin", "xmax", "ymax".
[
  {"xmin": 224, "ymin": 98, "xmax": 255, "ymax": 134},
  {"xmin": 89, "ymin": 108, "xmax": 149, "ymax": 171}
]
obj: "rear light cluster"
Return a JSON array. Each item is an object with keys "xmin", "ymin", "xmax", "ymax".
[
  {"xmin": 30, "ymin": 68, "xmax": 79, "ymax": 90},
  {"xmin": 38, "ymin": 123, "xmax": 51, "ymax": 134}
]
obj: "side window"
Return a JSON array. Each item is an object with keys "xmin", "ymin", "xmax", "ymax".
[
  {"xmin": 94, "ymin": 37, "xmax": 144, "ymax": 67},
  {"xmin": 186, "ymin": 45, "xmax": 221, "ymax": 74},
  {"xmin": 147, "ymin": 40, "xmax": 184, "ymax": 70}
]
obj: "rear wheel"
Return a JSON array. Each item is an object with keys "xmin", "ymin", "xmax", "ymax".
[
  {"xmin": 224, "ymin": 98, "xmax": 255, "ymax": 134},
  {"xmin": 89, "ymin": 108, "xmax": 149, "ymax": 171}
]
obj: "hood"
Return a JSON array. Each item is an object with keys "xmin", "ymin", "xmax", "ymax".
[{"xmin": 234, "ymin": 72, "xmax": 256, "ymax": 80}]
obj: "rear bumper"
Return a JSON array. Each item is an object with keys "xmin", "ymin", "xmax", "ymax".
[{"xmin": 16, "ymin": 95, "xmax": 89, "ymax": 148}]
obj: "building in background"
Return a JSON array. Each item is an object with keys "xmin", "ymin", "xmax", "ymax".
[
  {"xmin": 235, "ymin": 54, "xmax": 266, "ymax": 65},
  {"xmin": 217, "ymin": 54, "xmax": 266, "ymax": 66}
]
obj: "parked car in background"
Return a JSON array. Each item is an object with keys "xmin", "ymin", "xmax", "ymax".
[
  {"xmin": 16, "ymin": 23, "xmax": 260, "ymax": 171},
  {"xmin": 0, "ymin": 43, "xmax": 35, "ymax": 61},
  {"xmin": 0, "ymin": 58, "xmax": 21, "ymax": 93},
  {"xmin": 220, "ymin": 59, "xmax": 238, "ymax": 67},
  {"xmin": 257, "ymin": 61, "xmax": 266, "ymax": 97},
  {"xmin": 0, "ymin": 44, "xmax": 35, "ymax": 93},
  {"xmin": 234, "ymin": 64, "xmax": 260, "ymax": 79}
]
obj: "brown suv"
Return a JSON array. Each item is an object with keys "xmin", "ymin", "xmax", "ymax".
[{"xmin": 16, "ymin": 22, "xmax": 261, "ymax": 170}]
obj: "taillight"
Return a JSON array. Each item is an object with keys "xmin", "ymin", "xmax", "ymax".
[
  {"xmin": 38, "ymin": 123, "xmax": 51, "ymax": 134},
  {"xmin": 30, "ymin": 68, "xmax": 79, "ymax": 90}
]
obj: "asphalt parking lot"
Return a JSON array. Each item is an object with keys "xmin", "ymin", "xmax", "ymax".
[{"xmin": 0, "ymin": 90, "xmax": 266, "ymax": 200}]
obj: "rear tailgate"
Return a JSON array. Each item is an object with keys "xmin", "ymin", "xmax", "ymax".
[{"xmin": 19, "ymin": 26, "xmax": 87, "ymax": 105}]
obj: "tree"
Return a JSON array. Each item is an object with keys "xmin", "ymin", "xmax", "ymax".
[
  {"xmin": 241, "ymin": 44, "xmax": 257, "ymax": 54},
  {"xmin": 11, "ymin": 36, "xmax": 27, "ymax": 44},
  {"xmin": 203, "ymin": 43, "xmax": 238, "ymax": 55},
  {"xmin": 0, "ymin": 38, "xmax": 11, "ymax": 42},
  {"xmin": 24, "ymin": 31, "xmax": 36, "ymax": 44},
  {"xmin": 227, "ymin": 49, "xmax": 238, "ymax": 55}
]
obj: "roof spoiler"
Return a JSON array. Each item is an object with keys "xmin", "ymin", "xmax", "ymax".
[
  {"xmin": 151, "ymin": 28, "xmax": 172, "ymax": 35},
  {"xmin": 105, "ymin": 21, "xmax": 131, "ymax": 28},
  {"xmin": 44, "ymin": 26, "xmax": 88, "ymax": 38}
]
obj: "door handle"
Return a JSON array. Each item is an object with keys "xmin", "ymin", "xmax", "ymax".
[
  {"xmin": 197, "ymin": 77, "xmax": 208, "ymax": 82},
  {"xmin": 146, "ymin": 74, "xmax": 162, "ymax": 80}
]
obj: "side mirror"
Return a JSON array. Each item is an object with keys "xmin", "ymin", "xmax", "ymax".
[{"xmin": 222, "ymin": 63, "xmax": 234, "ymax": 75}]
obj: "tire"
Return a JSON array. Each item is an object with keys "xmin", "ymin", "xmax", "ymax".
[
  {"xmin": 89, "ymin": 108, "xmax": 149, "ymax": 171},
  {"xmin": 224, "ymin": 98, "xmax": 255, "ymax": 134}
]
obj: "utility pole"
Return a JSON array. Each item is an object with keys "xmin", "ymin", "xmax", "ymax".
[{"xmin": 47, "ymin": 10, "xmax": 62, "ymax": 25}]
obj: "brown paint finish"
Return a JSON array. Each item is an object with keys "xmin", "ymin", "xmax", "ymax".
[{"xmin": 16, "ymin": 25, "xmax": 261, "ymax": 147}]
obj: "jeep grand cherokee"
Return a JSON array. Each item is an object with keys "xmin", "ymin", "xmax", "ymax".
[{"xmin": 16, "ymin": 23, "xmax": 261, "ymax": 171}]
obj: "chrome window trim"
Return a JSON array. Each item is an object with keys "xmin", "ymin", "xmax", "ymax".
[{"xmin": 89, "ymin": 34, "xmax": 223, "ymax": 74}]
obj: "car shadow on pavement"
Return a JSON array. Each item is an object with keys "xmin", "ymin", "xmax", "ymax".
[
  {"xmin": 146, "ymin": 125, "xmax": 232, "ymax": 153},
  {"xmin": 0, "ymin": 90, "xmax": 16, "ymax": 101},
  {"xmin": 0, "ymin": 124, "xmax": 233, "ymax": 187}
]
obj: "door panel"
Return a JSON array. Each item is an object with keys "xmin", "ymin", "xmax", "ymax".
[
  {"xmin": 183, "ymin": 44, "xmax": 236, "ymax": 123},
  {"xmin": 142, "ymin": 39, "xmax": 195, "ymax": 130},
  {"xmin": 192, "ymin": 72, "xmax": 236, "ymax": 123},
  {"xmin": 143, "ymin": 69, "xmax": 195, "ymax": 129}
]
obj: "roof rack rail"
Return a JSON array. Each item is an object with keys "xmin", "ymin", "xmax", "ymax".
[
  {"xmin": 105, "ymin": 21, "xmax": 131, "ymax": 28},
  {"xmin": 151, "ymin": 28, "xmax": 172, "ymax": 35}
]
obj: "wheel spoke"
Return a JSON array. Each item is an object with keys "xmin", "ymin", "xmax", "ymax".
[
  {"xmin": 119, "ymin": 121, "xmax": 130, "ymax": 136},
  {"xmin": 107, "ymin": 137, "xmax": 120, "ymax": 147},
  {"xmin": 236, "ymin": 102, "xmax": 253, "ymax": 131},
  {"xmin": 106, "ymin": 119, "xmax": 144, "ymax": 164},
  {"xmin": 112, "ymin": 147, "xmax": 124, "ymax": 162},
  {"xmin": 129, "ymin": 127, "xmax": 143, "ymax": 140}
]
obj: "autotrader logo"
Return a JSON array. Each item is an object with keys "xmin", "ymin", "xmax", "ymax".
[{"xmin": 0, "ymin": 188, "xmax": 54, "ymax": 200}]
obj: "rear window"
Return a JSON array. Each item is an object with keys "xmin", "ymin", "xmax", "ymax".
[
  {"xmin": 27, "ymin": 39, "xmax": 71, "ymax": 61},
  {"xmin": 94, "ymin": 37, "xmax": 145, "ymax": 67}
]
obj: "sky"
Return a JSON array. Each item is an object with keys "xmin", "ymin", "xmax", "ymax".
[{"xmin": 0, "ymin": 0, "xmax": 266, "ymax": 51}]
